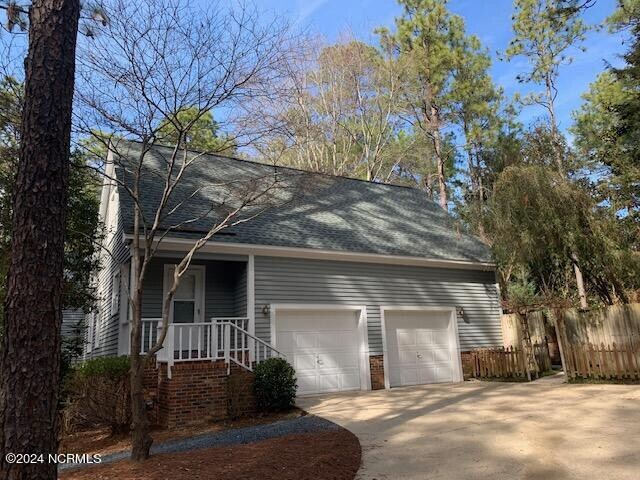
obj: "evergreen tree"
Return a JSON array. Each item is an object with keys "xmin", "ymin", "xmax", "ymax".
[
  {"xmin": 0, "ymin": 1, "xmax": 81, "ymax": 479},
  {"xmin": 377, "ymin": 0, "xmax": 473, "ymax": 211},
  {"xmin": 451, "ymin": 34, "xmax": 505, "ymax": 238},
  {"xmin": 572, "ymin": 1, "xmax": 640, "ymax": 247},
  {"xmin": 505, "ymin": 0, "xmax": 588, "ymax": 173},
  {"xmin": 157, "ymin": 107, "xmax": 236, "ymax": 155}
]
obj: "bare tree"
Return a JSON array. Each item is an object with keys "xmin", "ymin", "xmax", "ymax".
[
  {"xmin": 255, "ymin": 37, "xmax": 409, "ymax": 182},
  {"xmin": 74, "ymin": 0, "xmax": 300, "ymax": 460}
]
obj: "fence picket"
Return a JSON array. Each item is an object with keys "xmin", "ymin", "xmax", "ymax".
[{"xmin": 560, "ymin": 341, "xmax": 640, "ymax": 381}]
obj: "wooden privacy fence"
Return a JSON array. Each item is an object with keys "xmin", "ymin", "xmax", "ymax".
[
  {"xmin": 563, "ymin": 342, "xmax": 640, "ymax": 380},
  {"xmin": 464, "ymin": 343, "xmax": 550, "ymax": 380},
  {"xmin": 558, "ymin": 304, "xmax": 640, "ymax": 349}
]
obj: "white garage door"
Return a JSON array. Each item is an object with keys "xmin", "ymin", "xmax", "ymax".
[
  {"xmin": 276, "ymin": 309, "xmax": 363, "ymax": 395},
  {"xmin": 385, "ymin": 309, "xmax": 460, "ymax": 387}
]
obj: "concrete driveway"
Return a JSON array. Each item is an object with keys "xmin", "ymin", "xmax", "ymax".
[{"xmin": 297, "ymin": 377, "xmax": 640, "ymax": 480}]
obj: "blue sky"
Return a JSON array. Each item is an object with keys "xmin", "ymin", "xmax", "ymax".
[{"xmin": 260, "ymin": 0, "xmax": 627, "ymax": 135}]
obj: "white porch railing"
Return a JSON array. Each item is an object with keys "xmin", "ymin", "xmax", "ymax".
[{"xmin": 140, "ymin": 317, "xmax": 284, "ymax": 377}]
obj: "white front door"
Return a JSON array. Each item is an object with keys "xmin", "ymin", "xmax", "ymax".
[
  {"xmin": 275, "ymin": 309, "xmax": 364, "ymax": 395},
  {"xmin": 385, "ymin": 309, "xmax": 461, "ymax": 387},
  {"xmin": 164, "ymin": 265, "xmax": 205, "ymax": 324}
]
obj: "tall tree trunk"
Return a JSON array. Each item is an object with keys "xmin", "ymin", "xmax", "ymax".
[
  {"xmin": 432, "ymin": 129, "xmax": 447, "ymax": 211},
  {"xmin": 429, "ymin": 105, "xmax": 447, "ymax": 211},
  {"xmin": 0, "ymin": 1, "xmax": 80, "ymax": 479},
  {"xmin": 571, "ymin": 253, "xmax": 588, "ymax": 309},
  {"xmin": 546, "ymin": 77, "xmax": 564, "ymax": 174}
]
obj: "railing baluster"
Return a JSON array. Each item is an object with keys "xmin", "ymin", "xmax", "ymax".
[
  {"xmin": 151, "ymin": 318, "xmax": 281, "ymax": 372},
  {"xmin": 197, "ymin": 324, "xmax": 201, "ymax": 359}
]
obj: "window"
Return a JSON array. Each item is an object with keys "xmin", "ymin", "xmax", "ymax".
[{"xmin": 111, "ymin": 271, "xmax": 121, "ymax": 315}]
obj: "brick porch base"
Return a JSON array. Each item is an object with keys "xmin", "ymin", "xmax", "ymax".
[{"xmin": 143, "ymin": 360, "xmax": 256, "ymax": 428}]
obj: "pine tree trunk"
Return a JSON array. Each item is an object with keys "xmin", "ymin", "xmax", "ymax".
[
  {"xmin": 433, "ymin": 132, "xmax": 447, "ymax": 211},
  {"xmin": 546, "ymin": 77, "xmax": 564, "ymax": 174},
  {"xmin": 0, "ymin": 1, "xmax": 80, "ymax": 479},
  {"xmin": 431, "ymin": 107, "xmax": 447, "ymax": 211}
]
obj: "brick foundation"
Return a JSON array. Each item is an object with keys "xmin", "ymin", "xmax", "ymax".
[
  {"xmin": 460, "ymin": 351, "xmax": 474, "ymax": 380},
  {"xmin": 142, "ymin": 360, "xmax": 257, "ymax": 429},
  {"xmin": 369, "ymin": 355, "xmax": 385, "ymax": 390}
]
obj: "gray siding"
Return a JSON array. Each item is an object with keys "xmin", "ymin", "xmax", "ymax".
[
  {"xmin": 87, "ymin": 219, "xmax": 130, "ymax": 358},
  {"xmin": 234, "ymin": 267, "xmax": 247, "ymax": 317},
  {"xmin": 254, "ymin": 256, "xmax": 501, "ymax": 354},
  {"xmin": 62, "ymin": 309, "xmax": 85, "ymax": 339},
  {"xmin": 141, "ymin": 258, "xmax": 247, "ymax": 319}
]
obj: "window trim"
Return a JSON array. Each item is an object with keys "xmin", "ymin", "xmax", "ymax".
[{"xmin": 111, "ymin": 270, "xmax": 121, "ymax": 316}]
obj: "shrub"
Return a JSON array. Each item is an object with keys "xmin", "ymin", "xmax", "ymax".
[
  {"xmin": 253, "ymin": 357, "xmax": 297, "ymax": 412},
  {"xmin": 63, "ymin": 356, "xmax": 131, "ymax": 435}
]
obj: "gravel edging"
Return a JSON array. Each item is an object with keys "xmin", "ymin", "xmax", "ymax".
[{"xmin": 60, "ymin": 414, "xmax": 339, "ymax": 471}]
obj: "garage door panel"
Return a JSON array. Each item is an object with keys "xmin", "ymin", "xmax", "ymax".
[
  {"xmin": 318, "ymin": 352, "xmax": 359, "ymax": 369},
  {"xmin": 398, "ymin": 349, "xmax": 418, "ymax": 364},
  {"xmin": 316, "ymin": 331, "xmax": 356, "ymax": 349},
  {"xmin": 276, "ymin": 308, "xmax": 363, "ymax": 395},
  {"xmin": 435, "ymin": 366, "xmax": 453, "ymax": 383},
  {"xmin": 400, "ymin": 367, "xmax": 419, "ymax": 386},
  {"xmin": 416, "ymin": 330, "xmax": 433, "ymax": 346},
  {"xmin": 397, "ymin": 330, "xmax": 416, "ymax": 347},
  {"xmin": 277, "ymin": 332, "xmax": 295, "ymax": 352},
  {"xmin": 294, "ymin": 354, "xmax": 317, "ymax": 372},
  {"xmin": 433, "ymin": 348, "xmax": 452, "ymax": 363},
  {"xmin": 318, "ymin": 374, "xmax": 340, "ymax": 392},
  {"xmin": 386, "ymin": 310, "xmax": 460, "ymax": 388},
  {"xmin": 416, "ymin": 350, "xmax": 435, "ymax": 364},
  {"xmin": 295, "ymin": 333, "xmax": 317, "ymax": 349},
  {"xmin": 417, "ymin": 365, "xmax": 437, "ymax": 384},
  {"xmin": 432, "ymin": 331, "xmax": 450, "ymax": 346},
  {"xmin": 340, "ymin": 372, "xmax": 361, "ymax": 390},
  {"xmin": 297, "ymin": 374, "xmax": 318, "ymax": 395}
]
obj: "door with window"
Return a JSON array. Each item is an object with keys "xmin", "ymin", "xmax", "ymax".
[{"xmin": 164, "ymin": 265, "xmax": 206, "ymax": 358}]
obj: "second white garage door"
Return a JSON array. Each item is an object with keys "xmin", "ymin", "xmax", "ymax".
[
  {"xmin": 384, "ymin": 309, "xmax": 462, "ymax": 387},
  {"xmin": 275, "ymin": 308, "xmax": 364, "ymax": 395}
]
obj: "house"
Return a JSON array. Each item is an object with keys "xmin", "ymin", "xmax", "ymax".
[{"xmin": 85, "ymin": 141, "xmax": 501, "ymax": 424}]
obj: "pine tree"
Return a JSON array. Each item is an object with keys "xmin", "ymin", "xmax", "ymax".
[
  {"xmin": 0, "ymin": 1, "xmax": 81, "ymax": 479},
  {"xmin": 505, "ymin": 0, "xmax": 588, "ymax": 173},
  {"xmin": 451, "ymin": 34, "xmax": 504, "ymax": 238},
  {"xmin": 377, "ymin": 0, "xmax": 471, "ymax": 211}
]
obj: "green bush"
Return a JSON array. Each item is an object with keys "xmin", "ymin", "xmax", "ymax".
[
  {"xmin": 253, "ymin": 357, "xmax": 297, "ymax": 412},
  {"xmin": 74, "ymin": 356, "xmax": 130, "ymax": 378},
  {"xmin": 63, "ymin": 356, "xmax": 131, "ymax": 435}
]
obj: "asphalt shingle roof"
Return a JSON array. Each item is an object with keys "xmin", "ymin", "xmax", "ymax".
[{"xmin": 113, "ymin": 141, "xmax": 493, "ymax": 264}]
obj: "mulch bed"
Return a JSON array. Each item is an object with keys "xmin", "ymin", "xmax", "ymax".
[
  {"xmin": 60, "ymin": 409, "xmax": 305, "ymax": 456},
  {"xmin": 59, "ymin": 429, "xmax": 361, "ymax": 480}
]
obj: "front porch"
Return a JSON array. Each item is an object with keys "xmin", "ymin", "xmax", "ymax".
[
  {"xmin": 131, "ymin": 255, "xmax": 283, "ymax": 425},
  {"xmin": 140, "ymin": 316, "xmax": 280, "ymax": 377},
  {"xmin": 136, "ymin": 255, "xmax": 281, "ymax": 376}
]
